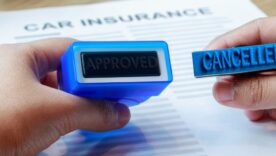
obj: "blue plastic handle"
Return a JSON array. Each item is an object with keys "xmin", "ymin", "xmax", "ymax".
[
  {"xmin": 58, "ymin": 41, "xmax": 173, "ymax": 106},
  {"xmin": 192, "ymin": 43, "xmax": 276, "ymax": 77}
]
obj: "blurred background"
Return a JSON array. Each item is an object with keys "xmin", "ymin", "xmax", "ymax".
[{"xmin": 0, "ymin": 0, "xmax": 275, "ymax": 16}]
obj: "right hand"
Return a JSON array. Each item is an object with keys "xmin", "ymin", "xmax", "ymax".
[{"xmin": 207, "ymin": 17, "xmax": 276, "ymax": 121}]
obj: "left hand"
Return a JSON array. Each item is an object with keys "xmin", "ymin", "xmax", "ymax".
[{"xmin": 0, "ymin": 38, "xmax": 130, "ymax": 155}]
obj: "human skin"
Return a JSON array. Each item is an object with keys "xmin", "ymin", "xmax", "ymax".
[
  {"xmin": 207, "ymin": 17, "xmax": 276, "ymax": 121},
  {"xmin": 0, "ymin": 38, "xmax": 130, "ymax": 155}
]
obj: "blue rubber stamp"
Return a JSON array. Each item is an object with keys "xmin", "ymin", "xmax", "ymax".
[
  {"xmin": 58, "ymin": 41, "xmax": 173, "ymax": 106},
  {"xmin": 192, "ymin": 43, "xmax": 276, "ymax": 77}
]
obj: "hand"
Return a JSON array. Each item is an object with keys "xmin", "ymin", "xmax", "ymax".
[
  {"xmin": 0, "ymin": 38, "xmax": 130, "ymax": 155},
  {"xmin": 207, "ymin": 17, "xmax": 276, "ymax": 121}
]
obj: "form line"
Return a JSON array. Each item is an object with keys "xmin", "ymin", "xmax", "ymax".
[{"xmin": 14, "ymin": 32, "xmax": 61, "ymax": 40}]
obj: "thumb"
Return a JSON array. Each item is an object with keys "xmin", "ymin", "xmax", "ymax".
[
  {"xmin": 40, "ymin": 87, "xmax": 131, "ymax": 135},
  {"xmin": 213, "ymin": 75, "xmax": 276, "ymax": 110},
  {"xmin": 19, "ymin": 87, "xmax": 130, "ymax": 155}
]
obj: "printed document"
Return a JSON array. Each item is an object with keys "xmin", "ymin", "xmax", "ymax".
[{"xmin": 0, "ymin": 0, "xmax": 276, "ymax": 155}]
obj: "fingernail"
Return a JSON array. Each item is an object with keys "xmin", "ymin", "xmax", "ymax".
[
  {"xmin": 204, "ymin": 43, "xmax": 215, "ymax": 50},
  {"xmin": 115, "ymin": 103, "xmax": 130, "ymax": 126},
  {"xmin": 203, "ymin": 45, "xmax": 211, "ymax": 50},
  {"xmin": 216, "ymin": 76, "xmax": 225, "ymax": 81},
  {"xmin": 216, "ymin": 76, "xmax": 234, "ymax": 82},
  {"xmin": 214, "ymin": 81, "xmax": 234, "ymax": 103}
]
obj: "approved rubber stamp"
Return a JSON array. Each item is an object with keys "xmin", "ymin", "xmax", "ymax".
[
  {"xmin": 192, "ymin": 43, "xmax": 276, "ymax": 77},
  {"xmin": 58, "ymin": 41, "xmax": 173, "ymax": 106}
]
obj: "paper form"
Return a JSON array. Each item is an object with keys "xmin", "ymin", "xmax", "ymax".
[{"xmin": 1, "ymin": 0, "xmax": 276, "ymax": 156}]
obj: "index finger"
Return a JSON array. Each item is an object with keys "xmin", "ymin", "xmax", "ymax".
[
  {"xmin": 206, "ymin": 17, "xmax": 276, "ymax": 50},
  {"xmin": 24, "ymin": 38, "xmax": 76, "ymax": 78}
]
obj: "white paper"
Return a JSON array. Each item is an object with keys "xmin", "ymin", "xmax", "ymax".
[{"xmin": 1, "ymin": 0, "xmax": 276, "ymax": 156}]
